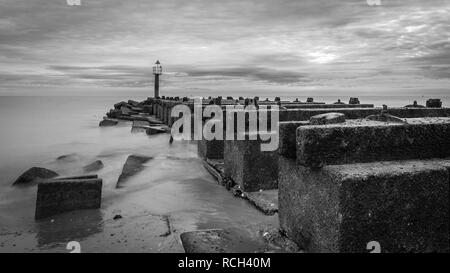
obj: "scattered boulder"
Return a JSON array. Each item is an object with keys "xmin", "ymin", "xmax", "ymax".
[
  {"xmin": 56, "ymin": 153, "xmax": 78, "ymax": 161},
  {"xmin": 13, "ymin": 167, "xmax": 59, "ymax": 186},
  {"xmin": 116, "ymin": 155, "xmax": 152, "ymax": 188},
  {"xmin": 119, "ymin": 106, "xmax": 133, "ymax": 116},
  {"xmin": 83, "ymin": 160, "xmax": 104, "ymax": 172},
  {"xmin": 334, "ymin": 99, "xmax": 345, "ymax": 105},
  {"xmin": 99, "ymin": 118, "xmax": 118, "ymax": 127},
  {"xmin": 310, "ymin": 112, "xmax": 346, "ymax": 125},
  {"xmin": 426, "ymin": 98, "xmax": 442, "ymax": 108},
  {"xmin": 113, "ymin": 214, "xmax": 122, "ymax": 220},
  {"xmin": 106, "ymin": 109, "xmax": 121, "ymax": 118},
  {"xmin": 128, "ymin": 100, "xmax": 140, "ymax": 107},
  {"xmin": 306, "ymin": 97, "xmax": 314, "ymax": 103},
  {"xmin": 349, "ymin": 97, "xmax": 360, "ymax": 104},
  {"xmin": 114, "ymin": 101, "xmax": 130, "ymax": 109}
]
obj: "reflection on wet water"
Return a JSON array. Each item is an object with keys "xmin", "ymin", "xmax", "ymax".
[{"xmin": 35, "ymin": 209, "xmax": 104, "ymax": 248}]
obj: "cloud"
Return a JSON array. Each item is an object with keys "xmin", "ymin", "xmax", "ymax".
[{"xmin": 0, "ymin": 0, "xmax": 448, "ymax": 92}]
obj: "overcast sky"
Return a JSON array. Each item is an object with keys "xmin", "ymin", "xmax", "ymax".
[{"xmin": 0, "ymin": 0, "xmax": 449, "ymax": 94}]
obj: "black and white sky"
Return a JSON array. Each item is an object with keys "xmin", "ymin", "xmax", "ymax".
[{"xmin": 0, "ymin": 0, "xmax": 449, "ymax": 94}]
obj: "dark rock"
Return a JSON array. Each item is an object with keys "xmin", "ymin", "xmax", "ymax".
[
  {"xmin": 114, "ymin": 101, "xmax": 130, "ymax": 109},
  {"xmin": 106, "ymin": 109, "xmax": 121, "ymax": 118},
  {"xmin": 128, "ymin": 100, "xmax": 140, "ymax": 107},
  {"xmin": 426, "ymin": 98, "xmax": 442, "ymax": 108},
  {"xmin": 13, "ymin": 167, "xmax": 59, "ymax": 186},
  {"xmin": 113, "ymin": 214, "xmax": 122, "ymax": 220},
  {"xmin": 349, "ymin": 97, "xmax": 360, "ymax": 104},
  {"xmin": 99, "ymin": 118, "xmax": 118, "ymax": 127},
  {"xmin": 310, "ymin": 112, "xmax": 346, "ymax": 125},
  {"xmin": 83, "ymin": 160, "xmax": 104, "ymax": 172},
  {"xmin": 131, "ymin": 106, "xmax": 144, "ymax": 112},
  {"xmin": 116, "ymin": 155, "xmax": 152, "ymax": 188},
  {"xmin": 146, "ymin": 127, "xmax": 166, "ymax": 135},
  {"xmin": 56, "ymin": 153, "xmax": 78, "ymax": 161},
  {"xmin": 35, "ymin": 178, "xmax": 102, "ymax": 220},
  {"xmin": 275, "ymin": 97, "xmax": 281, "ymax": 102},
  {"xmin": 334, "ymin": 99, "xmax": 345, "ymax": 105},
  {"xmin": 306, "ymin": 97, "xmax": 314, "ymax": 103}
]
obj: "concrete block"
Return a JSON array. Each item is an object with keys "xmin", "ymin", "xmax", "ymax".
[
  {"xmin": 297, "ymin": 118, "xmax": 450, "ymax": 167},
  {"xmin": 278, "ymin": 157, "xmax": 450, "ymax": 253},
  {"xmin": 35, "ymin": 178, "xmax": 102, "ymax": 220},
  {"xmin": 279, "ymin": 121, "xmax": 309, "ymax": 158},
  {"xmin": 197, "ymin": 139, "xmax": 224, "ymax": 160},
  {"xmin": 224, "ymin": 138, "xmax": 278, "ymax": 192}
]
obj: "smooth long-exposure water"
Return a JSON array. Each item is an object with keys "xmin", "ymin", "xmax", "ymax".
[{"xmin": 0, "ymin": 91, "xmax": 449, "ymax": 252}]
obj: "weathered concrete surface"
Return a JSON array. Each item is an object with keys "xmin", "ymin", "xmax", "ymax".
[
  {"xmin": 278, "ymin": 157, "xmax": 450, "ymax": 253},
  {"xmin": 297, "ymin": 118, "xmax": 450, "ymax": 168},
  {"xmin": 197, "ymin": 139, "xmax": 224, "ymax": 160},
  {"xmin": 224, "ymin": 137, "xmax": 278, "ymax": 192},
  {"xmin": 310, "ymin": 112, "xmax": 346, "ymax": 125},
  {"xmin": 279, "ymin": 121, "xmax": 310, "ymax": 158},
  {"xmin": 180, "ymin": 228, "xmax": 268, "ymax": 253},
  {"xmin": 245, "ymin": 190, "xmax": 278, "ymax": 215},
  {"xmin": 279, "ymin": 107, "xmax": 450, "ymax": 122},
  {"xmin": 35, "ymin": 178, "xmax": 102, "ymax": 220},
  {"xmin": 99, "ymin": 118, "xmax": 118, "ymax": 127},
  {"xmin": 12, "ymin": 167, "xmax": 59, "ymax": 186},
  {"xmin": 83, "ymin": 160, "xmax": 104, "ymax": 172},
  {"xmin": 116, "ymin": 155, "xmax": 152, "ymax": 188}
]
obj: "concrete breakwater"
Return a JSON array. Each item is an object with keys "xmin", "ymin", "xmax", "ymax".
[
  {"xmin": 102, "ymin": 95, "xmax": 449, "ymax": 252},
  {"xmin": 12, "ymin": 95, "xmax": 447, "ymax": 252}
]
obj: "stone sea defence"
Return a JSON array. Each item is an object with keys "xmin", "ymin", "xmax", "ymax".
[{"xmin": 278, "ymin": 117, "xmax": 450, "ymax": 253}]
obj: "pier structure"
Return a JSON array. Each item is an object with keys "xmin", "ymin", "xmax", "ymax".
[{"xmin": 100, "ymin": 96, "xmax": 449, "ymax": 252}]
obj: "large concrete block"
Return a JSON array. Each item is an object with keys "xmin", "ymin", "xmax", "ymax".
[
  {"xmin": 224, "ymin": 138, "xmax": 278, "ymax": 192},
  {"xmin": 279, "ymin": 157, "xmax": 450, "ymax": 253},
  {"xmin": 197, "ymin": 139, "xmax": 224, "ymax": 160},
  {"xmin": 297, "ymin": 118, "xmax": 450, "ymax": 167},
  {"xmin": 279, "ymin": 121, "xmax": 309, "ymax": 158},
  {"xmin": 35, "ymin": 178, "xmax": 102, "ymax": 220}
]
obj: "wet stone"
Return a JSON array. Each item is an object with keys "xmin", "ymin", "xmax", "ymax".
[
  {"xmin": 310, "ymin": 112, "xmax": 346, "ymax": 125},
  {"xmin": 35, "ymin": 178, "xmax": 102, "ymax": 220},
  {"xmin": 83, "ymin": 160, "xmax": 104, "ymax": 172},
  {"xmin": 13, "ymin": 167, "xmax": 59, "ymax": 186}
]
